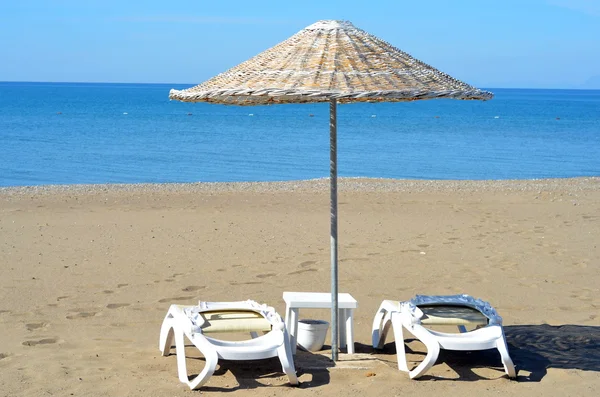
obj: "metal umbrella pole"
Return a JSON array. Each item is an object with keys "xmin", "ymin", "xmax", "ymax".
[{"xmin": 329, "ymin": 98, "xmax": 339, "ymax": 362}]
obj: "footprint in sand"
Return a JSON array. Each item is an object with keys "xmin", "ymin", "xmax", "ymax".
[
  {"xmin": 287, "ymin": 268, "xmax": 317, "ymax": 275},
  {"xmin": 106, "ymin": 303, "xmax": 130, "ymax": 309},
  {"xmin": 0, "ymin": 353, "xmax": 9, "ymax": 360},
  {"xmin": 299, "ymin": 261, "xmax": 315, "ymax": 267},
  {"xmin": 181, "ymin": 286, "xmax": 205, "ymax": 292},
  {"xmin": 103, "ymin": 290, "xmax": 114, "ymax": 294},
  {"xmin": 22, "ymin": 338, "xmax": 58, "ymax": 346},
  {"xmin": 158, "ymin": 296, "xmax": 194, "ymax": 303},
  {"xmin": 26, "ymin": 323, "xmax": 46, "ymax": 331},
  {"xmin": 256, "ymin": 273, "xmax": 275, "ymax": 279},
  {"xmin": 340, "ymin": 257, "xmax": 370, "ymax": 263},
  {"xmin": 56, "ymin": 296, "xmax": 69, "ymax": 301},
  {"xmin": 230, "ymin": 281, "xmax": 261, "ymax": 285},
  {"xmin": 117, "ymin": 284, "xmax": 128, "ymax": 288},
  {"xmin": 0, "ymin": 310, "xmax": 10, "ymax": 314},
  {"xmin": 66, "ymin": 312, "xmax": 97, "ymax": 320}
]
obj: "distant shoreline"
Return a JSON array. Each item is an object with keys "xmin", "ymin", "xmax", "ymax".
[{"xmin": 1, "ymin": 177, "xmax": 598, "ymax": 197}]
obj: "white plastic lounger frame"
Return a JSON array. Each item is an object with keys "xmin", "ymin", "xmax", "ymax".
[
  {"xmin": 372, "ymin": 294, "xmax": 516, "ymax": 379},
  {"xmin": 159, "ymin": 300, "xmax": 299, "ymax": 390}
]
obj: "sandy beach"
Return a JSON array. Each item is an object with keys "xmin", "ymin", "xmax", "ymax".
[{"xmin": 0, "ymin": 178, "xmax": 598, "ymax": 396}]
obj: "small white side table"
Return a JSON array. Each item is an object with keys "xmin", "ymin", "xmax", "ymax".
[{"xmin": 283, "ymin": 291, "xmax": 358, "ymax": 354}]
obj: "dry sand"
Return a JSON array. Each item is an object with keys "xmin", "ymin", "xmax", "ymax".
[{"xmin": 0, "ymin": 178, "xmax": 599, "ymax": 396}]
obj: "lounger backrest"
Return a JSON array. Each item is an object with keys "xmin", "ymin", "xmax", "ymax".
[
  {"xmin": 418, "ymin": 305, "xmax": 488, "ymax": 326},
  {"xmin": 408, "ymin": 294, "xmax": 503, "ymax": 326},
  {"xmin": 199, "ymin": 310, "xmax": 273, "ymax": 334}
]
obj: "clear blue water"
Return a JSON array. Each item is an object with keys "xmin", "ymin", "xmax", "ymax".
[{"xmin": 1, "ymin": 82, "xmax": 599, "ymax": 186}]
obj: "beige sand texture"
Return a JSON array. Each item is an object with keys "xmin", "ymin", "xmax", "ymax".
[{"xmin": 0, "ymin": 178, "xmax": 599, "ymax": 396}]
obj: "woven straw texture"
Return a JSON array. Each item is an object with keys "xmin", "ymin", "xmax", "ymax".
[{"xmin": 170, "ymin": 20, "xmax": 492, "ymax": 105}]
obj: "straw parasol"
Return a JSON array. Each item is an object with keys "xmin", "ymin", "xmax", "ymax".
[{"xmin": 169, "ymin": 20, "xmax": 492, "ymax": 361}]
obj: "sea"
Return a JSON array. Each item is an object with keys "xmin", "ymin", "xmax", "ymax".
[{"xmin": 0, "ymin": 82, "xmax": 599, "ymax": 187}]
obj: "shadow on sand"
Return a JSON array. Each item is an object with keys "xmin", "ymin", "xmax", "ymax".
[
  {"xmin": 181, "ymin": 349, "xmax": 331, "ymax": 392},
  {"xmin": 179, "ymin": 324, "xmax": 600, "ymax": 388},
  {"xmin": 373, "ymin": 324, "xmax": 600, "ymax": 382},
  {"xmin": 504, "ymin": 324, "xmax": 600, "ymax": 381}
]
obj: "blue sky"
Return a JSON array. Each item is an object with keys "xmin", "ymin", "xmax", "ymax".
[{"xmin": 1, "ymin": 0, "xmax": 599, "ymax": 88}]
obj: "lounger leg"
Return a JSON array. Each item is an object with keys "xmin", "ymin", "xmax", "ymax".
[
  {"xmin": 496, "ymin": 332, "xmax": 517, "ymax": 379},
  {"xmin": 171, "ymin": 328, "xmax": 219, "ymax": 389},
  {"xmin": 371, "ymin": 307, "xmax": 385, "ymax": 348},
  {"xmin": 173, "ymin": 327, "xmax": 192, "ymax": 384},
  {"xmin": 160, "ymin": 305, "xmax": 217, "ymax": 389},
  {"xmin": 159, "ymin": 317, "xmax": 175, "ymax": 356},
  {"xmin": 406, "ymin": 324, "xmax": 441, "ymax": 379},
  {"xmin": 372, "ymin": 305, "xmax": 392, "ymax": 349},
  {"xmin": 184, "ymin": 334, "xmax": 219, "ymax": 390},
  {"xmin": 391, "ymin": 312, "xmax": 410, "ymax": 372},
  {"xmin": 277, "ymin": 329, "xmax": 299, "ymax": 386}
]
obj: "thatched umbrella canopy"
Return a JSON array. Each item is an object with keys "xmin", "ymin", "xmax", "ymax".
[
  {"xmin": 170, "ymin": 20, "xmax": 491, "ymax": 104},
  {"xmin": 170, "ymin": 20, "xmax": 492, "ymax": 361}
]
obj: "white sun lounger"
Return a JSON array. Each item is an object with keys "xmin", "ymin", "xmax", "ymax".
[
  {"xmin": 372, "ymin": 294, "xmax": 516, "ymax": 379},
  {"xmin": 159, "ymin": 300, "xmax": 299, "ymax": 390}
]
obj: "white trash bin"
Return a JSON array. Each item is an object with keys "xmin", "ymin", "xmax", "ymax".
[{"xmin": 296, "ymin": 319, "xmax": 330, "ymax": 352}]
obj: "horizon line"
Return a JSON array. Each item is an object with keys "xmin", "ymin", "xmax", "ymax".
[{"xmin": 1, "ymin": 80, "xmax": 599, "ymax": 91}]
